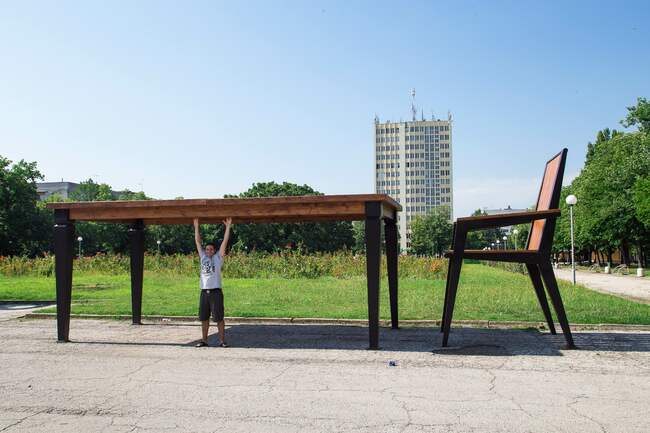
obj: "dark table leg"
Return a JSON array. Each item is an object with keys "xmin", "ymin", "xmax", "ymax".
[
  {"xmin": 54, "ymin": 210, "xmax": 74, "ymax": 342},
  {"xmin": 129, "ymin": 220, "xmax": 145, "ymax": 325},
  {"xmin": 365, "ymin": 202, "xmax": 382, "ymax": 350},
  {"xmin": 384, "ymin": 218, "xmax": 398, "ymax": 329}
]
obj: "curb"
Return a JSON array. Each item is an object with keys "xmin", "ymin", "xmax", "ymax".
[
  {"xmin": 22, "ymin": 312, "xmax": 650, "ymax": 332},
  {"xmin": 0, "ymin": 300, "xmax": 56, "ymax": 305}
]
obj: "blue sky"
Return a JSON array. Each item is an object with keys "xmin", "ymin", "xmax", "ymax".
[{"xmin": 1, "ymin": 0, "xmax": 649, "ymax": 216}]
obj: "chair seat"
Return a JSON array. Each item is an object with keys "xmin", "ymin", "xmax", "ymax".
[{"xmin": 444, "ymin": 249, "xmax": 541, "ymax": 263}]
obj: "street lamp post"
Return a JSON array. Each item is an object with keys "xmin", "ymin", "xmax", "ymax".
[
  {"xmin": 490, "ymin": 242, "xmax": 495, "ymax": 250},
  {"xmin": 156, "ymin": 239, "xmax": 161, "ymax": 254},
  {"xmin": 512, "ymin": 229, "xmax": 519, "ymax": 250},
  {"xmin": 502, "ymin": 235, "xmax": 508, "ymax": 250},
  {"xmin": 77, "ymin": 236, "xmax": 83, "ymax": 259},
  {"xmin": 566, "ymin": 194, "xmax": 578, "ymax": 285},
  {"xmin": 496, "ymin": 239, "xmax": 500, "ymax": 250}
]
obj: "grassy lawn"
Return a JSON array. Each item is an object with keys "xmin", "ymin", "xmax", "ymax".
[{"xmin": 1, "ymin": 264, "xmax": 649, "ymax": 324}]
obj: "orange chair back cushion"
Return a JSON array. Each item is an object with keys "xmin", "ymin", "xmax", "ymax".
[{"xmin": 528, "ymin": 154, "xmax": 561, "ymax": 250}]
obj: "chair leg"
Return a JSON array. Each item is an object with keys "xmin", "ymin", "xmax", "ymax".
[
  {"xmin": 442, "ymin": 258, "xmax": 463, "ymax": 347},
  {"xmin": 539, "ymin": 261, "xmax": 576, "ymax": 349},
  {"xmin": 526, "ymin": 263, "xmax": 556, "ymax": 335},
  {"xmin": 440, "ymin": 258, "xmax": 454, "ymax": 332}
]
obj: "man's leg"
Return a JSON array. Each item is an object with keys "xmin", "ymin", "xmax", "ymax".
[
  {"xmin": 197, "ymin": 290, "xmax": 209, "ymax": 346},
  {"xmin": 201, "ymin": 320, "xmax": 209, "ymax": 343},
  {"xmin": 217, "ymin": 320, "xmax": 225, "ymax": 344},
  {"xmin": 214, "ymin": 289, "xmax": 226, "ymax": 346}
]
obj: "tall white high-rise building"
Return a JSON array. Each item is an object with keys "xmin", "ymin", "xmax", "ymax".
[{"xmin": 374, "ymin": 115, "xmax": 453, "ymax": 252}]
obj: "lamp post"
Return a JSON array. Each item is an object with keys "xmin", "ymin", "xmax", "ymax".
[
  {"xmin": 512, "ymin": 229, "xmax": 519, "ymax": 250},
  {"xmin": 156, "ymin": 239, "xmax": 161, "ymax": 254},
  {"xmin": 491, "ymin": 242, "xmax": 495, "ymax": 250},
  {"xmin": 496, "ymin": 239, "xmax": 500, "ymax": 250},
  {"xmin": 77, "ymin": 236, "xmax": 83, "ymax": 259},
  {"xmin": 566, "ymin": 194, "xmax": 578, "ymax": 285},
  {"xmin": 502, "ymin": 235, "xmax": 508, "ymax": 250}
]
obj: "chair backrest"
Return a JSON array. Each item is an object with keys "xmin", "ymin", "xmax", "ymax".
[{"xmin": 526, "ymin": 149, "xmax": 567, "ymax": 251}]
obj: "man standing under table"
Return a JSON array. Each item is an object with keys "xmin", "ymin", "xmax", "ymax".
[{"xmin": 193, "ymin": 217, "xmax": 232, "ymax": 347}]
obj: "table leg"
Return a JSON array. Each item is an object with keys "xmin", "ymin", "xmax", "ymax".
[
  {"xmin": 54, "ymin": 210, "xmax": 74, "ymax": 342},
  {"xmin": 129, "ymin": 220, "xmax": 145, "ymax": 325},
  {"xmin": 384, "ymin": 218, "xmax": 398, "ymax": 329},
  {"xmin": 365, "ymin": 202, "xmax": 382, "ymax": 350}
]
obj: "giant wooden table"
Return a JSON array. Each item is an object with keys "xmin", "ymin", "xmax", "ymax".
[{"xmin": 47, "ymin": 194, "xmax": 401, "ymax": 349}]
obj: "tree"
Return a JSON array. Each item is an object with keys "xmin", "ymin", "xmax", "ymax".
[
  {"xmin": 69, "ymin": 179, "xmax": 151, "ymax": 254},
  {"xmin": 621, "ymin": 97, "xmax": 650, "ymax": 134},
  {"xmin": 409, "ymin": 206, "xmax": 452, "ymax": 256},
  {"xmin": 586, "ymin": 128, "xmax": 620, "ymax": 165},
  {"xmin": 117, "ymin": 190, "xmax": 149, "ymax": 201},
  {"xmin": 146, "ymin": 224, "xmax": 195, "ymax": 254},
  {"xmin": 569, "ymin": 131, "xmax": 650, "ymax": 265},
  {"xmin": 510, "ymin": 223, "xmax": 530, "ymax": 250},
  {"xmin": 349, "ymin": 220, "xmax": 396, "ymax": 254},
  {"xmin": 0, "ymin": 156, "xmax": 51, "ymax": 256},
  {"xmin": 69, "ymin": 179, "xmax": 114, "ymax": 201},
  {"xmin": 464, "ymin": 208, "xmax": 505, "ymax": 250},
  {"xmin": 352, "ymin": 221, "xmax": 365, "ymax": 254},
  {"xmin": 634, "ymin": 176, "xmax": 650, "ymax": 229},
  {"xmin": 227, "ymin": 182, "xmax": 354, "ymax": 252}
]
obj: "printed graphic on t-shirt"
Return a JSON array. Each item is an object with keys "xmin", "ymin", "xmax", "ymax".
[
  {"xmin": 201, "ymin": 257, "xmax": 215, "ymax": 275},
  {"xmin": 199, "ymin": 252, "xmax": 222, "ymax": 290}
]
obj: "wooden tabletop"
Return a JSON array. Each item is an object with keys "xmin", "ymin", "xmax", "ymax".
[{"xmin": 46, "ymin": 194, "xmax": 401, "ymax": 224}]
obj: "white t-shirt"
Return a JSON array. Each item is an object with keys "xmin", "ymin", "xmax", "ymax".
[{"xmin": 199, "ymin": 250, "xmax": 223, "ymax": 290}]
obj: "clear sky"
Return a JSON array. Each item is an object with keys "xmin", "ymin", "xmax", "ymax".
[{"xmin": 2, "ymin": 0, "xmax": 649, "ymax": 216}]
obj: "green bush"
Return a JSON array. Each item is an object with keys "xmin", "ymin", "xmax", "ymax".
[
  {"xmin": 0, "ymin": 251, "xmax": 447, "ymax": 280},
  {"xmin": 482, "ymin": 261, "xmax": 527, "ymax": 274}
]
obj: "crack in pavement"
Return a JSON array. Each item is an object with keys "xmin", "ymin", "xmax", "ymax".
[{"xmin": 567, "ymin": 396, "xmax": 609, "ymax": 433}]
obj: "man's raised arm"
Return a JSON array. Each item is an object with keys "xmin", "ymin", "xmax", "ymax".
[
  {"xmin": 193, "ymin": 218, "xmax": 203, "ymax": 256},
  {"xmin": 219, "ymin": 218, "xmax": 233, "ymax": 258}
]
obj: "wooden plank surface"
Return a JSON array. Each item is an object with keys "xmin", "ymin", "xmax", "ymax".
[{"xmin": 46, "ymin": 194, "xmax": 401, "ymax": 224}]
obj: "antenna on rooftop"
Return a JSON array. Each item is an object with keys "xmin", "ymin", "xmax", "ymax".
[{"xmin": 410, "ymin": 88, "xmax": 417, "ymax": 121}]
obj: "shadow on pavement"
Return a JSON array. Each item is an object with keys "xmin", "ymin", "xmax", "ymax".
[
  {"xmin": 226, "ymin": 324, "xmax": 562, "ymax": 355},
  {"xmin": 66, "ymin": 323, "xmax": 650, "ymax": 355}
]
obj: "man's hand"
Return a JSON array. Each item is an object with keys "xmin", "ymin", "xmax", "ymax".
[
  {"xmin": 193, "ymin": 218, "xmax": 203, "ymax": 255},
  {"xmin": 219, "ymin": 218, "xmax": 233, "ymax": 258}
]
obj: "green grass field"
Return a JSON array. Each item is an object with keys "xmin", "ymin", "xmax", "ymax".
[{"xmin": 1, "ymin": 264, "xmax": 649, "ymax": 324}]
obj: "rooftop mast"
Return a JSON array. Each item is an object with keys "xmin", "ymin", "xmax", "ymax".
[{"xmin": 410, "ymin": 88, "xmax": 417, "ymax": 121}]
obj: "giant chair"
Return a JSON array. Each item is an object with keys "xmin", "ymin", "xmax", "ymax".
[{"xmin": 441, "ymin": 149, "xmax": 575, "ymax": 349}]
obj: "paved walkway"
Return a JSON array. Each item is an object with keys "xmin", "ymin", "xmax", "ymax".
[
  {"xmin": 1, "ymin": 318, "xmax": 649, "ymax": 432},
  {"xmin": 0, "ymin": 302, "xmax": 55, "ymax": 322},
  {"xmin": 555, "ymin": 268, "xmax": 650, "ymax": 304}
]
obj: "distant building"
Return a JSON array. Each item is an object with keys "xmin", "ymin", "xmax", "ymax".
[
  {"xmin": 36, "ymin": 181, "xmax": 126, "ymax": 201},
  {"xmin": 36, "ymin": 182, "xmax": 79, "ymax": 201},
  {"xmin": 374, "ymin": 116, "xmax": 453, "ymax": 252},
  {"xmin": 483, "ymin": 205, "xmax": 527, "ymax": 234}
]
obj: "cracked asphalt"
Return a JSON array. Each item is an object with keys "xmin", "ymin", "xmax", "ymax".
[{"xmin": 1, "ymin": 318, "xmax": 649, "ymax": 432}]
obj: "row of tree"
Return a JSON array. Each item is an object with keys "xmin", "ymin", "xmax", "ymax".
[
  {"xmin": 0, "ymin": 166, "xmax": 359, "ymax": 256},
  {"xmin": 551, "ymin": 98, "xmax": 650, "ymax": 266},
  {"xmin": 408, "ymin": 206, "xmax": 508, "ymax": 256}
]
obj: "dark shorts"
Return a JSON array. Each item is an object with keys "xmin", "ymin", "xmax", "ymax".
[{"xmin": 199, "ymin": 289, "xmax": 224, "ymax": 322}]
